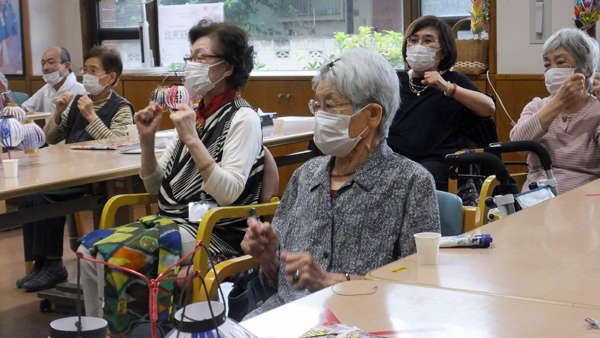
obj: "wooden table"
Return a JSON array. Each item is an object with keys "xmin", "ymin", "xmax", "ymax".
[
  {"xmin": 241, "ymin": 280, "xmax": 600, "ymax": 338},
  {"xmin": 367, "ymin": 179, "xmax": 600, "ymax": 309},
  {"xmin": 0, "ymin": 120, "xmax": 315, "ymax": 230}
]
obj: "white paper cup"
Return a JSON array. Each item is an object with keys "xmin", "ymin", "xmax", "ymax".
[
  {"xmin": 414, "ymin": 232, "xmax": 441, "ymax": 265},
  {"xmin": 273, "ymin": 119, "xmax": 284, "ymax": 135},
  {"xmin": 3, "ymin": 159, "xmax": 18, "ymax": 178},
  {"xmin": 127, "ymin": 124, "xmax": 139, "ymax": 141}
]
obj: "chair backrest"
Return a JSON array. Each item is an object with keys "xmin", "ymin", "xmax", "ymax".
[
  {"xmin": 192, "ymin": 197, "xmax": 280, "ymax": 303},
  {"xmin": 260, "ymin": 147, "xmax": 279, "ymax": 204},
  {"xmin": 9, "ymin": 91, "xmax": 29, "ymax": 106},
  {"xmin": 478, "ymin": 172, "xmax": 528, "ymax": 227},
  {"xmin": 436, "ymin": 190, "xmax": 464, "ymax": 236}
]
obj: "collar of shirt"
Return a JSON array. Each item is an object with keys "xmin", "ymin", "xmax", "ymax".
[
  {"xmin": 307, "ymin": 140, "xmax": 391, "ymax": 193},
  {"xmin": 50, "ymin": 72, "xmax": 78, "ymax": 97}
]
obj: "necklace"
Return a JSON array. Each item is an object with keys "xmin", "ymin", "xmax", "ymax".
[
  {"xmin": 408, "ymin": 70, "xmax": 428, "ymax": 96},
  {"xmin": 330, "ymin": 170, "xmax": 357, "ymax": 178}
]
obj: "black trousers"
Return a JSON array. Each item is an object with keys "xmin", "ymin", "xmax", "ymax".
[
  {"xmin": 19, "ymin": 186, "xmax": 86, "ymax": 261},
  {"xmin": 416, "ymin": 158, "xmax": 449, "ymax": 192}
]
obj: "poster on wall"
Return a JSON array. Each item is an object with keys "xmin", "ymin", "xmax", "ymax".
[
  {"xmin": 158, "ymin": 3, "xmax": 224, "ymax": 67},
  {"xmin": 0, "ymin": 0, "xmax": 23, "ymax": 75}
]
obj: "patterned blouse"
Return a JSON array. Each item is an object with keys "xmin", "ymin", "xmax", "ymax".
[{"xmin": 245, "ymin": 141, "xmax": 440, "ymax": 319}]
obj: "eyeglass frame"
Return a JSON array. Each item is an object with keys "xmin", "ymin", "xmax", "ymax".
[
  {"xmin": 308, "ymin": 99, "xmax": 355, "ymax": 115},
  {"xmin": 188, "ymin": 54, "xmax": 224, "ymax": 64},
  {"xmin": 406, "ymin": 35, "xmax": 440, "ymax": 47}
]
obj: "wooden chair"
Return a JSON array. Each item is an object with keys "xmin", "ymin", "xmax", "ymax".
[
  {"xmin": 477, "ymin": 172, "xmax": 528, "ymax": 228},
  {"xmin": 96, "ymin": 147, "xmax": 281, "ymax": 303}
]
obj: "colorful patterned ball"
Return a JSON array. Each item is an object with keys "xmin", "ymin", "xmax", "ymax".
[
  {"xmin": 149, "ymin": 85, "xmax": 169, "ymax": 110},
  {"xmin": 0, "ymin": 115, "xmax": 25, "ymax": 149},
  {"xmin": 2, "ymin": 104, "xmax": 27, "ymax": 122},
  {"xmin": 166, "ymin": 84, "xmax": 190, "ymax": 110},
  {"xmin": 21, "ymin": 122, "xmax": 46, "ymax": 152}
]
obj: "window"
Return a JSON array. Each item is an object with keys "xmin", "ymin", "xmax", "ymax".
[{"xmin": 89, "ymin": 1, "xmax": 483, "ymax": 72}]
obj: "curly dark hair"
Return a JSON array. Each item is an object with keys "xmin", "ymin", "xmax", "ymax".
[
  {"xmin": 403, "ymin": 15, "xmax": 457, "ymax": 71},
  {"xmin": 188, "ymin": 21, "xmax": 254, "ymax": 91}
]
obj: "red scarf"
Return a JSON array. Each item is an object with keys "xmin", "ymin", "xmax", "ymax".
[{"xmin": 196, "ymin": 89, "xmax": 241, "ymax": 127}]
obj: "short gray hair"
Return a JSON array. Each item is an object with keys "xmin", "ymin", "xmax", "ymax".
[
  {"xmin": 543, "ymin": 28, "xmax": 599, "ymax": 92},
  {"xmin": 312, "ymin": 48, "xmax": 400, "ymax": 140}
]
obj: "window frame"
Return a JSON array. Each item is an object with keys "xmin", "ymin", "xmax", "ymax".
[
  {"xmin": 87, "ymin": 0, "xmax": 160, "ymax": 67},
  {"xmin": 80, "ymin": 0, "xmax": 496, "ymax": 74}
]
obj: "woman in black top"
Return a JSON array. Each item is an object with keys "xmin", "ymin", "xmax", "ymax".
[{"xmin": 387, "ymin": 15, "xmax": 495, "ymax": 191}]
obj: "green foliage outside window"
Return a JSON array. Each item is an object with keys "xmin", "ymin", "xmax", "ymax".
[{"xmin": 299, "ymin": 27, "xmax": 404, "ymax": 70}]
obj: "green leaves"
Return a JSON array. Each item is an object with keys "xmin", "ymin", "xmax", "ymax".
[{"xmin": 331, "ymin": 26, "xmax": 404, "ymax": 69}]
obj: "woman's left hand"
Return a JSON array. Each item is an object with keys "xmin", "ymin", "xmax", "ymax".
[
  {"xmin": 170, "ymin": 104, "xmax": 200, "ymax": 145},
  {"xmin": 593, "ymin": 73, "xmax": 600, "ymax": 100},
  {"xmin": 422, "ymin": 71, "xmax": 450, "ymax": 92},
  {"xmin": 281, "ymin": 251, "xmax": 331, "ymax": 293}
]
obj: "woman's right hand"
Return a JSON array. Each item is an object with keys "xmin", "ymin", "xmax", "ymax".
[
  {"xmin": 134, "ymin": 103, "xmax": 163, "ymax": 138},
  {"xmin": 241, "ymin": 217, "xmax": 279, "ymax": 266},
  {"xmin": 555, "ymin": 73, "xmax": 587, "ymax": 111}
]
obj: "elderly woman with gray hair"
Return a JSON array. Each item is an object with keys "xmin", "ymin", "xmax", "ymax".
[
  {"xmin": 511, "ymin": 28, "xmax": 600, "ymax": 194},
  {"xmin": 240, "ymin": 48, "xmax": 440, "ymax": 318}
]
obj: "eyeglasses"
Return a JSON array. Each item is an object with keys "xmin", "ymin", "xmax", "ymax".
[
  {"xmin": 79, "ymin": 66, "xmax": 109, "ymax": 76},
  {"xmin": 308, "ymin": 99, "xmax": 353, "ymax": 115},
  {"xmin": 189, "ymin": 54, "xmax": 224, "ymax": 64},
  {"xmin": 406, "ymin": 35, "xmax": 439, "ymax": 47}
]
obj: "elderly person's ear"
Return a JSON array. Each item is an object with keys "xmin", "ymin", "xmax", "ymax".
[{"xmin": 366, "ymin": 103, "xmax": 383, "ymax": 128}]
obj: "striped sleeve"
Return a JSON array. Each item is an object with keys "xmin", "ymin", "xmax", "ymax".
[
  {"xmin": 84, "ymin": 103, "xmax": 133, "ymax": 140},
  {"xmin": 510, "ymin": 98, "xmax": 547, "ymax": 143},
  {"xmin": 43, "ymin": 98, "xmax": 73, "ymax": 144}
]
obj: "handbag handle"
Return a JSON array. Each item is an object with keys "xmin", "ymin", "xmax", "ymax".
[{"xmin": 452, "ymin": 18, "xmax": 471, "ymax": 39}]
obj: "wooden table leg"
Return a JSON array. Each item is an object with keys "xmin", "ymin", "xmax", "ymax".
[{"xmin": 104, "ymin": 176, "xmax": 135, "ymax": 228}]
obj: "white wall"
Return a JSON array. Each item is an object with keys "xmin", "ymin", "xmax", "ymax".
[
  {"xmin": 497, "ymin": 0, "xmax": 577, "ymax": 74},
  {"xmin": 28, "ymin": 0, "xmax": 83, "ymax": 75}
]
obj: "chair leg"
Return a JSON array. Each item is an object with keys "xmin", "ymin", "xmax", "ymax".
[{"xmin": 25, "ymin": 261, "xmax": 33, "ymax": 274}]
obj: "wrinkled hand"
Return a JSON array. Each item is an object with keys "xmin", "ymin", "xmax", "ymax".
[
  {"xmin": 281, "ymin": 251, "xmax": 329, "ymax": 293},
  {"xmin": 170, "ymin": 104, "xmax": 199, "ymax": 145},
  {"xmin": 134, "ymin": 103, "xmax": 163, "ymax": 138},
  {"xmin": 593, "ymin": 73, "xmax": 600, "ymax": 101},
  {"xmin": 0, "ymin": 78, "xmax": 7, "ymax": 94},
  {"xmin": 241, "ymin": 217, "xmax": 279, "ymax": 266},
  {"xmin": 556, "ymin": 73, "xmax": 587, "ymax": 114},
  {"xmin": 77, "ymin": 94, "xmax": 97, "ymax": 123},
  {"xmin": 422, "ymin": 71, "xmax": 450, "ymax": 92},
  {"xmin": 54, "ymin": 92, "xmax": 74, "ymax": 115}
]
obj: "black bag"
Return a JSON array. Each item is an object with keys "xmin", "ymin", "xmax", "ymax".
[{"xmin": 227, "ymin": 269, "xmax": 277, "ymax": 322}]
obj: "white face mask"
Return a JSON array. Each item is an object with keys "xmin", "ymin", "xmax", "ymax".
[
  {"xmin": 313, "ymin": 105, "xmax": 370, "ymax": 158},
  {"xmin": 42, "ymin": 64, "xmax": 65, "ymax": 85},
  {"xmin": 406, "ymin": 45, "xmax": 440, "ymax": 71},
  {"xmin": 184, "ymin": 60, "xmax": 225, "ymax": 96},
  {"xmin": 544, "ymin": 68, "xmax": 575, "ymax": 96},
  {"xmin": 83, "ymin": 73, "xmax": 110, "ymax": 95}
]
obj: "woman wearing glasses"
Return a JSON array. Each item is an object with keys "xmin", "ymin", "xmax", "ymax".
[
  {"xmin": 77, "ymin": 22, "xmax": 263, "ymax": 335},
  {"xmin": 387, "ymin": 15, "xmax": 495, "ymax": 191},
  {"xmin": 241, "ymin": 48, "xmax": 440, "ymax": 319}
]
